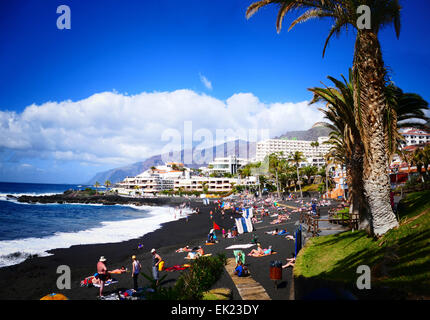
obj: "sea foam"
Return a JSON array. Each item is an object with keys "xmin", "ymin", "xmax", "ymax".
[{"xmin": 0, "ymin": 205, "xmax": 192, "ymax": 268}]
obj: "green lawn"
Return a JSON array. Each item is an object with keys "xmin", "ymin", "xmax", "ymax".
[
  {"xmin": 301, "ymin": 184, "xmax": 320, "ymax": 192},
  {"xmin": 331, "ymin": 207, "xmax": 350, "ymax": 219},
  {"xmin": 294, "ymin": 190, "xmax": 430, "ymax": 296}
]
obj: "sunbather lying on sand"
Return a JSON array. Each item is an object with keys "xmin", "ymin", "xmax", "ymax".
[
  {"xmin": 176, "ymin": 246, "xmax": 192, "ymax": 253},
  {"xmin": 248, "ymin": 244, "xmax": 273, "ymax": 257},
  {"xmin": 109, "ymin": 266, "xmax": 127, "ymax": 274},
  {"xmin": 270, "ymin": 214, "xmax": 291, "ymax": 224},
  {"xmin": 282, "ymin": 255, "xmax": 296, "ymax": 268},
  {"xmin": 248, "ymin": 243, "xmax": 263, "ymax": 256},
  {"xmin": 266, "ymin": 228, "xmax": 279, "ymax": 235},
  {"xmin": 185, "ymin": 247, "xmax": 205, "ymax": 259}
]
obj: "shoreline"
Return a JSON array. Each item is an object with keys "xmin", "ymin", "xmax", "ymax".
[
  {"xmin": 0, "ymin": 195, "xmax": 305, "ymax": 300},
  {"xmin": 0, "ymin": 198, "xmax": 241, "ymax": 300},
  {"xmin": 0, "ymin": 195, "xmax": 198, "ymax": 269}
]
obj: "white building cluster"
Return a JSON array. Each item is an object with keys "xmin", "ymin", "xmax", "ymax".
[
  {"xmin": 114, "ymin": 161, "xmax": 256, "ymax": 196},
  {"xmin": 399, "ymin": 128, "xmax": 430, "ymax": 147},
  {"xmin": 255, "ymin": 136, "xmax": 331, "ymax": 167}
]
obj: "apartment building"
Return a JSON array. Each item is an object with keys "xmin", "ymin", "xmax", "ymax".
[{"xmin": 256, "ymin": 136, "xmax": 331, "ymax": 167}]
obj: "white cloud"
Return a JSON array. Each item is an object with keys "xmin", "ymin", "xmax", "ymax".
[
  {"xmin": 0, "ymin": 89, "xmax": 324, "ymax": 165},
  {"xmin": 199, "ymin": 73, "xmax": 213, "ymax": 90}
]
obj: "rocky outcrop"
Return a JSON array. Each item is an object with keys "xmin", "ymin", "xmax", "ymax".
[{"xmin": 15, "ymin": 190, "xmax": 191, "ymax": 207}]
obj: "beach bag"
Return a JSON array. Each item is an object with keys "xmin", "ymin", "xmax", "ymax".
[{"xmin": 158, "ymin": 260, "xmax": 165, "ymax": 271}]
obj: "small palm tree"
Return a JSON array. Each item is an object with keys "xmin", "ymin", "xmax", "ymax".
[
  {"xmin": 396, "ymin": 148, "xmax": 414, "ymax": 181},
  {"xmin": 288, "ymin": 151, "xmax": 305, "ymax": 199},
  {"xmin": 94, "ymin": 181, "xmax": 101, "ymax": 195},
  {"xmin": 105, "ymin": 180, "xmax": 112, "ymax": 191}
]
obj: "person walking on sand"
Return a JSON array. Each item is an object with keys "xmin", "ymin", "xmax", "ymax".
[
  {"xmin": 97, "ymin": 256, "xmax": 108, "ymax": 298},
  {"xmin": 151, "ymin": 249, "xmax": 162, "ymax": 286},
  {"xmin": 131, "ymin": 255, "xmax": 141, "ymax": 290}
]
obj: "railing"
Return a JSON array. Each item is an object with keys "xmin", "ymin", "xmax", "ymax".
[{"xmin": 300, "ymin": 211, "xmax": 359, "ymax": 237}]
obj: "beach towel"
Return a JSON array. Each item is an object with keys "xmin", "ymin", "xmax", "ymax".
[
  {"xmin": 235, "ymin": 217, "xmax": 253, "ymax": 234},
  {"xmin": 98, "ymin": 293, "xmax": 119, "ymax": 300},
  {"xmin": 233, "ymin": 250, "xmax": 245, "ymax": 265},
  {"xmin": 164, "ymin": 264, "xmax": 190, "ymax": 272},
  {"xmin": 81, "ymin": 273, "xmax": 119, "ymax": 287},
  {"xmin": 92, "ymin": 278, "xmax": 118, "ymax": 288},
  {"xmin": 225, "ymin": 244, "xmax": 255, "ymax": 250},
  {"xmin": 242, "ymin": 207, "xmax": 253, "ymax": 219},
  {"xmin": 249, "ymin": 252, "xmax": 278, "ymax": 258}
]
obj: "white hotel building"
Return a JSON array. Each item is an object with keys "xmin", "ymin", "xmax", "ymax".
[
  {"xmin": 255, "ymin": 136, "xmax": 331, "ymax": 167},
  {"xmin": 399, "ymin": 128, "xmax": 430, "ymax": 147},
  {"xmin": 114, "ymin": 162, "xmax": 257, "ymax": 195},
  {"xmin": 200, "ymin": 156, "xmax": 250, "ymax": 175}
]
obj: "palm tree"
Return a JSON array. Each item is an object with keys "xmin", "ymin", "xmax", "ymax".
[
  {"xmin": 288, "ymin": 151, "xmax": 305, "ymax": 199},
  {"xmin": 309, "ymin": 70, "xmax": 368, "ymax": 228},
  {"xmin": 246, "ymin": 0, "xmax": 402, "ymax": 235},
  {"xmin": 396, "ymin": 148, "xmax": 413, "ymax": 181},
  {"xmin": 268, "ymin": 152, "xmax": 288, "ymax": 198},
  {"xmin": 423, "ymin": 145, "xmax": 430, "ymax": 180},
  {"xmin": 302, "ymin": 165, "xmax": 318, "ymax": 184},
  {"xmin": 309, "ymin": 70, "xmax": 428, "ymax": 234},
  {"xmin": 94, "ymin": 181, "xmax": 101, "ymax": 195},
  {"xmin": 385, "ymin": 85, "xmax": 429, "ymax": 159},
  {"xmin": 105, "ymin": 180, "xmax": 112, "ymax": 191},
  {"xmin": 412, "ymin": 149, "xmax": 425, "ymax": 183},
  {"xmin": 310, "ymin": 141, "xmax": 319, "ymax": 155}
]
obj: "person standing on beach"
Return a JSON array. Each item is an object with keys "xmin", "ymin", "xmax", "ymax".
[
  {"xmin": 97, "ymin": 256, "xmax": 108, "ymax": 298},
  {"xmin": 151, "ymin": 249, "xmax": 162, "ymax": 286},
  {"xmin": 131, "ymin": 255, "xmax": 141, "ymax": 290}
]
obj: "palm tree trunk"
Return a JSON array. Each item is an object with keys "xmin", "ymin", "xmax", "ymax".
[
  {"xmin": 296, "ymin": 165, "xmax": 303, "ymax": 199},
  {"xmin": 258, "ymin": 176, "xmax": 262, "ymax": 197},
  {"xmin": 275, "ymin": 171, "xmax": 280, "ymax": 198},
  {"xmin": 348, "ymin": 143, "xmax": 372, "ymax": 232},
  {"xmin": 353, "ymin": 30, "xmax": 398, "ymax": 236}
]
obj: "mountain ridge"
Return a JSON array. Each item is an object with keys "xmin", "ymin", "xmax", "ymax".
[{"xmin": 86, "ymin": 125, "xmax": 331, "ymax": 184}]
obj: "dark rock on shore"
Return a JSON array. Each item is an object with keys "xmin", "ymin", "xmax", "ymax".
[{"xmin": 17, "ymin": 190, "xmax": 192, "ymax": 207}]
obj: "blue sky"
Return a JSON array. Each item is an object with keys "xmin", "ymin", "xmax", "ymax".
[{"xmin": 0, "ymin": 0, "xmax": 429, "ymax": 183}]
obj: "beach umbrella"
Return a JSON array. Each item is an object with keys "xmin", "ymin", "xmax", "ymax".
[{"xmin": 40, "ymin": 293, "xmax": 69, "ymax": 300}]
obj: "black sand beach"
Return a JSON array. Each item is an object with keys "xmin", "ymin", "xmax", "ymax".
[{"xmin": 0, "ymin": 197, "xmax": 302, "ymax": 300}]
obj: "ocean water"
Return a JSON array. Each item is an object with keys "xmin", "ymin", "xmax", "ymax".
[{"xmin": 0, "ymin": 182, "xmax": 189, "ymax": 268}]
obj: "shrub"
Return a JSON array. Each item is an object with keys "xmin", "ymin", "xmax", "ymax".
[
  {"xmin": 145, "ymin": 253, "xmax": 227, "ymax": 300},
  {"xmin": 175, "ymin": 253, "xmax": 227, "ymax": 300}
]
